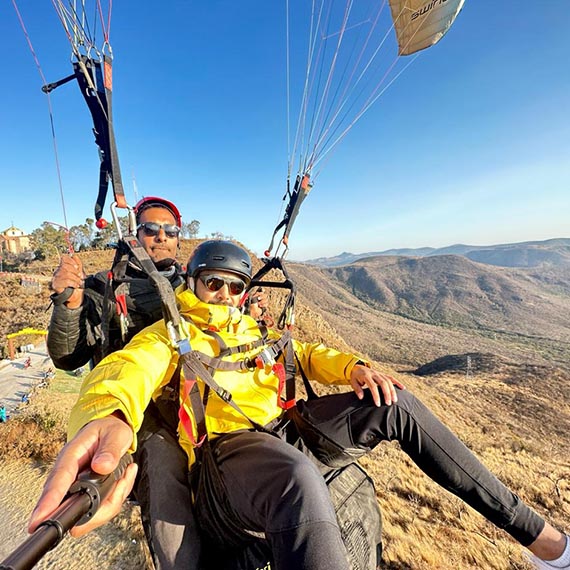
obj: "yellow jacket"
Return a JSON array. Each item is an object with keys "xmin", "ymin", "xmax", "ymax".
[{"xmin": 68, "ymin": 285, "xmax": 365, "ymax": 466}]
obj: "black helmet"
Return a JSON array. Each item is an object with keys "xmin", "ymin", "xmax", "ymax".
[{"xmin": 187, "ymin": 241, "xmax": 252, "ymax": 282}]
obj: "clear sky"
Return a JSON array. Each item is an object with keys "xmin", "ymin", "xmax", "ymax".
[{"xmin": 2, "ymin": 1, "xmax": 569, "ymax": 261}]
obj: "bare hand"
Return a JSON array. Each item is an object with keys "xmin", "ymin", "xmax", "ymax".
[
  {"xmin": 248, "ymin": 288, "xmax": 269, "ymax": 320},
  {"xmin": 28, "ymin": 415, "xmax": 136, "ymax": 537},
  {"xmin": 349, "ymin": 365, "xmax": 406, "ymax": 407},
  {"xmin": 50, "ymin": 255, "xmax": 86, "ymax": 309}
]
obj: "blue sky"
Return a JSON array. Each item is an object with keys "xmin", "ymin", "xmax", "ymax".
[{"xmin": 2, "ymin": 1, "xmax": 569, "ymax": 261}]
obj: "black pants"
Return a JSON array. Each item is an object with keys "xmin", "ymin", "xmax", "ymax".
[
  {"xmin": 134, "ymin": 422, "xmax": 202, "ymax": 570},
  {"xmin": 300, "ymin": 388, "xmax": 544, "ymax": 546},
  {"xmin": 208, "ymin": 430, "xmax": 350, "ymax": 570}
]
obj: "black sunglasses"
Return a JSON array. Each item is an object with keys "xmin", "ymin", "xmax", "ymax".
[
  {"xmin": 199, "ymin": 273, "xmax": 247, "ymax": 296},
  {"xmin": 137, "ymin": 222, "xmax": 180, "ymax": 239}
]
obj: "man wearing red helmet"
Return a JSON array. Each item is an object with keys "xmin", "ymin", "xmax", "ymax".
[
  {"xmin": 48, "ymin": 195, "xmax": 184, "ymax": 364},
  {"xmin": 47, "ymin": 196, "xmax": 196, "ymax": 569}
]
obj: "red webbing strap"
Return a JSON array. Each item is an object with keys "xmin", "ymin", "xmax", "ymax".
[{"xmin": 178, "ymin": 377, "xmax": 207, "ymax": 447}]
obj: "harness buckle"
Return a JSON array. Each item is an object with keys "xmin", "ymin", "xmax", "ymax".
[
  {"xmin": 177, "ymin": 338, "xmax": 191, "ymax": 355},
  {"xmin": 218, "ymin": 388, "xmax": 233, "ymax": 403},
  {"xmin": 255, "ymin": 348, "xmax": 274, "ymax": 369}
]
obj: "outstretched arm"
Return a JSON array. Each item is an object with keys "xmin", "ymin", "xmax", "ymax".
[{"xmin": 28, "ymin": 414, "xmax": 137, "ymax": 538}]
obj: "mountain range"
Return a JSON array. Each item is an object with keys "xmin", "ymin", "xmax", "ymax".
[
  {"xmin": 304, "ymin": 237, "xmax": 570, "ymax": 268},
  {"xmin": 287, "ymin": 245, "xmax": 570, "ymax": 371}
]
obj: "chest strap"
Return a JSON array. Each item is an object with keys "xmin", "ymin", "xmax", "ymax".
[
  {"xmin": 101, "ymin": 236, "xmax": 182, "ymax": 356},
  {"xmin": 178, "ymin": 330, "xmax": 296, "ymax": 445},
  {"xmin": 179, "ymin": 351, "xmax": 273, "ymax": 446}
]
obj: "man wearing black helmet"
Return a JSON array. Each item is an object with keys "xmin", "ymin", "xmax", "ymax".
[{"xmin": 35, "ymin": 240, "xmax": 569, "ymax": 570}]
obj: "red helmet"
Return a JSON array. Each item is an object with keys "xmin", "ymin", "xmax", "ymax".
[{"xmin": 134, "ymin": 196, "xmax": 182, "ymax": 227}]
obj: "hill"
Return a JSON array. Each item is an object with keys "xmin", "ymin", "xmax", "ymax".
[
  {"xmin": 284, "ymin": 255, "xmax": 570, "ymax": 369},
  {"xmin": 305, "ymin": 237, "xmax": 570, "ymax": 268}
]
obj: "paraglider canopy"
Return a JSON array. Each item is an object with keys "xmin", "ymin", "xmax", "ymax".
[{"xmin": 390, "ymin": 0, "xmax": 466, "ymax": 55}]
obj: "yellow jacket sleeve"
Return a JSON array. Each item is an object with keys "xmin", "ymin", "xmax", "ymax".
[
  {"xmin": 67, "ymin": 320, "xmax": 178, "ymax": 451},
  {"xmin": 292, "ymin": 338, "xmax": 368, "ymax": 386}
]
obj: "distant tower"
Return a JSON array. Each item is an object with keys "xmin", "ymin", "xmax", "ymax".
[{"xmin": 465, "ymin": 355, "xmax": 472, "ymax": 378}]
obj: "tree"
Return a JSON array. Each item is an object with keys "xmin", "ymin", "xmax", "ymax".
[
  {"xmin": 92, "ymin": 224, "xmax": 115, "ymax": 249},
  {"xmin": 30, "ymin": 223, "xmax": 70, "ymax": 259},
  {"xmin": 69, "ymin": 218, "xmax": 95, "ymax": 251},
  {"xmin": 182, "ymin": 220, "xmax": 200, "ymax": 239}
]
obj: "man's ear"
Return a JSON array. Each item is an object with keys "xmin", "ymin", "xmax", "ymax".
[{"xmin": 187, "ymin": 276, "xmax": 195, "ymax": 293}]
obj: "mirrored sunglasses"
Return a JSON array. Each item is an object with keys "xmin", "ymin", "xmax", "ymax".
[
  {"xmin": 199, "ymin": 273, "xmax": 247, "ymax": 296},
  {"xmin": 137, "ymin": 222, "xmax": 180, "ymax": 239}
]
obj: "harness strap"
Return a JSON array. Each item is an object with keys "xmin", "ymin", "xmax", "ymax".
[
  {"xmin": 122, "ymin": 236, "xmax": 181, "ymax": 330},
  {"xmin": 101, "ymin": 236, "xmax": 183, "ymax": 353},
  {"xmin": 294, "ymin": 353, "xmax": 319, "ymax": 400},
  {"xmin": 180, "ymin": 352, "xmax": 271, "ymax": 437},
  {"xmin": 191, "ymin": 353, "xmax": 249, "ymax": 373},
  {"xmin": 101, "ymin": 242, "xmax": 133, "ymax": 356},
  {"xmin": 278, "ymin": 337, "xmax": 297, "ymax": 410},
  {"xmin": 248, "ymin": 257, "xmax": 296, "ymax": 330},
  {"xmin": 204, "ymin": 328, "xmax": 269, "ymax": 357},
  {"xmin": 172, "ymin": 323, "xmax": 297, "ymax": 446},
  {"xmin": 251, "ymin": 331, "xmax": 292, "ymax": 369},
  {"xmin": 72, "ymin": 55, "xmax": 125, "ymax": 223},
  {"xmin": 101, "ymin": 272, "xmax": 112, "ymax": 356}
]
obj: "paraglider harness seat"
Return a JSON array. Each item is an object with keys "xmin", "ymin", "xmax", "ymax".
[
  {"xmin": 154, "ymin": 315, "xmax": 382, "ymax": 569},
  {"xmin": 99, "ymin": 234, "xmax": 183, "ymax": 357}
]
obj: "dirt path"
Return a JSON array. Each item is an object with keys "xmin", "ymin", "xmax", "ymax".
[
  {"xmin": 0, "ymin": 344, "xmax": 52, "ymax": 416},
  {"xmin": 0, "ymin": 458, "xmax": 150, "ymax": 569}
]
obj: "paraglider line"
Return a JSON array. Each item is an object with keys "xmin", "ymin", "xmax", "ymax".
[{"xmin": 11, "ymin": 0, "xmax": 70, "ymax": 230}]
